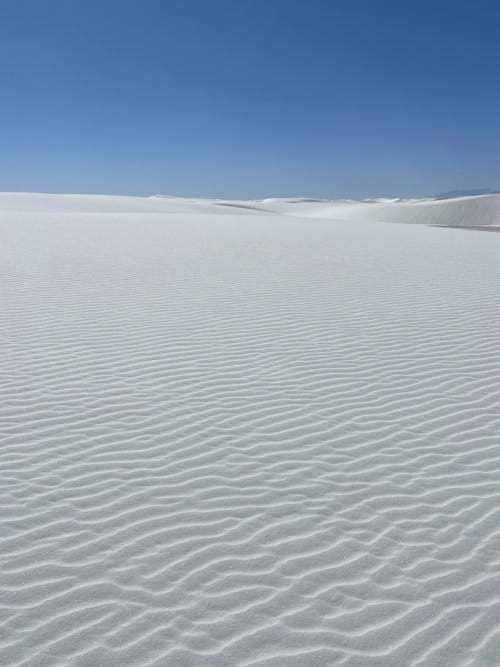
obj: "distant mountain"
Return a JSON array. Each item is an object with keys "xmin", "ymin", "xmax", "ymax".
[{"xmin": 435, "ymin": 188, "xmax": 500, "ymax": 200}]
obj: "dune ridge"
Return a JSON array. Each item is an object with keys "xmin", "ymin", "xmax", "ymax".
[
  {"xmin": 1, "ymin": 194, "xmax": 500, "ymax": 665},
  {"xmin": 1, "ymin": 191, "xmax": 500, "ymax": 229}
]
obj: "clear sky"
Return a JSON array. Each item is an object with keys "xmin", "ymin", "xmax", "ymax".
[{"xmin": 1, "ymin": 0, "xmax": 499, "ymax": 198}]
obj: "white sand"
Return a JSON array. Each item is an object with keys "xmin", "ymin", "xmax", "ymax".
[{"xmin": 1, "ymin": 192, "xmax": 500, "ymax": 666}]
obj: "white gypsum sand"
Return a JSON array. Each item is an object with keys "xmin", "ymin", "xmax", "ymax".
[{"xmin": 1, "ymin": 192, "xmax": 500, "ymax": 666}]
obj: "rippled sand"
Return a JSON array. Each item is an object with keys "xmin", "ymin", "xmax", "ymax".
[{"xmin": 1, "ymin": 194, "xmax": 500, "ymax": 666}]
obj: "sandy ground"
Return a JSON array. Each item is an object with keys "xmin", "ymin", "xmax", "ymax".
[{"xmin": 1, "ymin": 193, "xmax": 500, "ymax": 666}]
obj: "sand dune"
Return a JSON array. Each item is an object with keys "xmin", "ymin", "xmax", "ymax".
[
  {"xmin": 296, "ymin": 194, "xmax": 500, "ymax": 228},
  {"xmin": 2, "ymin": 191, "xmax": 500, "ymax": 229},
  {"xmin": 259, "ymin": 193, "xmax": 500, "ymax": 228},
  {"xmin": 1, "ymin": 193, "xmax": 500, "ymax": 665}
]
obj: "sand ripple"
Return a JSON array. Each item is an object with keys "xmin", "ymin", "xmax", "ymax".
[{"xmin": 1, "ymin": 210, "xmax": 500, "ymax": 665}]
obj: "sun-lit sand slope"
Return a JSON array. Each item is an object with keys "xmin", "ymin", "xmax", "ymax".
[
  {"xmin": 1, "ymin": 193, "xmax": 500, "ymax": 666},
  {"xmin": 2, "ymin": 191, "xmax": 499, "ymax": 228},
  {"xmin": 279, "ymin": 194, "xmax": 500, "ymax": 229}
]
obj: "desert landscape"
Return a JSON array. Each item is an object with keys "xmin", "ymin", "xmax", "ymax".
[{"xmin": 1, "ymin": 192, "xmax": 500, "ymax": 665}]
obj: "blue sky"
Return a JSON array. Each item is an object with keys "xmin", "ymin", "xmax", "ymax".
[{"xmin": 1, "ymin": 0, "xmax": 499, "ymax": 198}]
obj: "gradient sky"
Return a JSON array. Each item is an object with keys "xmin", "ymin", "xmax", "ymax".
[{"xmin": 1, "ymin": 0, "xmax": 499, "ymax": 198}]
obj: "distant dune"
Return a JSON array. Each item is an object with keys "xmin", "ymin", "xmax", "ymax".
[
  {"xmin": 292, "ymin": 194, "xmax": 500, "ymax": 228},
  {"xmin": 2, "ymin": 191, "xmax": 500, "ymax": 229},
  {"xmin": 435, "ymin": 188, "xmax": 500, "ymax": 199},
  {"xmin": 1, "ymin": 193, "xmax": 500, "ymax": 666}
]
